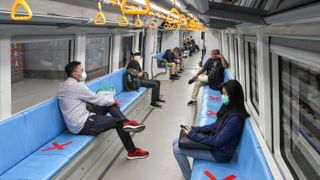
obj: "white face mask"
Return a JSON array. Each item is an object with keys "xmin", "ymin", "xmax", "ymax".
[
  {"xmin": 79, "ymin": 71, "xmax": 87, "ymax": 82},
  {"xmin": 133, "ymin": 55, "xmax": 141, "ymax": 61}
]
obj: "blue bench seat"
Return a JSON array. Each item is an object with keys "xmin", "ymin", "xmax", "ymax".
[
  {"xmin": 152, "ymin": 52, "xmax": 166, "ymax": 69},
  {"xmin": 191, "ymin": 70, "xmax": 273, "ymax": 180},
  {"xmin": 0, "ymin": 68, "xmax": 148, "ymax": 179}
]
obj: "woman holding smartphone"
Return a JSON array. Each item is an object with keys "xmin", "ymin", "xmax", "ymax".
[{"xmin": 172, "ymin": 80, "xmax": 249, "ymax": 180}]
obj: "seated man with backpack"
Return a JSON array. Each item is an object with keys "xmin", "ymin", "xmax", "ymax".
[
  {"xmin": 187, "ymin": 49, "xmax": 229, "ymax": 106},
  {"xmin": 124, "ymin": 52, "xmax": 165, "ymax": 109},
  {"xmin": 58, "ymin": 61, "xmax": 149, "ymax": 160}
]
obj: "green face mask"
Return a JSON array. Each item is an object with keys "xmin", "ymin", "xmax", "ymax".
[{"xmin": 221, "ymin": 95, "xmax": 229, "ymax": 105}]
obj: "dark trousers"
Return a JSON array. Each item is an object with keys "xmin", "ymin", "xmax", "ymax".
[
  {"xmin": 79, "ymin": 105, "xmax": 136, "ymax": 152},
  {"xmin": 140, "ymin": 79, "xmax": 160, "ymax": 104}
]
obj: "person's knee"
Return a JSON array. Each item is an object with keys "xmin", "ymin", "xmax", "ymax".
[{"xmin": 172, "ymin": 139, "xmax": 182, "ymax": 154}]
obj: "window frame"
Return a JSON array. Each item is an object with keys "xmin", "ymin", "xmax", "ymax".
[
  {"xmin": 119, "ymin": 35, "xmax": 134, "ymax": 69},
  {"xmin": 244, "ymin": 35, "xmax": 260, "ymax": 123},
  {"xmin": 156, "ymin": 30, "xmax": 162, "ymax": 53},
  {"xmin": 270, "ymin": 37, "xmax": 320, "ymax": 180}
]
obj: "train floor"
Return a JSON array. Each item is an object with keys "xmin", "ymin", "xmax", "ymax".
[{"xmin": 101, "ymin": 52, "xmax": 202, "ymax": 180}]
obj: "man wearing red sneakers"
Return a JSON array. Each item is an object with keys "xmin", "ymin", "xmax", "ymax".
[{"xmin": 58, "ymin": 61, "xmax": 149, "ymax": 160}]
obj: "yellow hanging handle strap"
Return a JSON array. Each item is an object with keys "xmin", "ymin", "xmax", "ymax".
[
  {"xmin": 160, "ymin": 14, "xmax": 166, "ymax": 19},
  {"xmin": 111, "ymin": 0, "xmax": 119, "ymax": 6},
  {"xmin": 121, "ymin": 0, "xmax": 151, "ymax": 15},
  {"xmin": 166, "ymin": 8, "xmax": 181, "ymax": 24},
  {"xmin": 149, "ymin": 21, "xmax": 156, "ymax": 29},
  {"xmin": 149, "ymin": 16, "xmax": 156, "ymax": 29},
  {"xmin": 148, "ymin": 11, "xmax": 155, "ymax": 16},
  {"xmin": 10, "ymin": 0, "xmax": 33, "ymax": 21},
  {"xmin": 94, "ymin": 1, "xmax": 107, "ymax": 25},
  {"xmin": 164, "ymin": 23, "xmax": 172, "ymax": 29},
  {"xmin": 179, "ymin": 14, "xmax": 188, "ymax": 26},
  {"xmin": 134, "ymin": 15, "xmax": 143, "ymax": 27},
  {"xmin": 118, "ymin": 13, "xmax": 129, "ymax": 27}
]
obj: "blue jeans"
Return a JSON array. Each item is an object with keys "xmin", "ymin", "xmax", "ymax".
[{"xmin": 172, "ymin": 138, "xmax": 216, "ymax": 180}]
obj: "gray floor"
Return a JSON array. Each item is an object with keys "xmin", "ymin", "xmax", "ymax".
[{"xmin": 101, "ymin": 53, "xmax": 202, "ymax": 180}]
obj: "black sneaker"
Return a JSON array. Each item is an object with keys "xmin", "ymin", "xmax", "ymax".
[
  {"xmin": 172, "ymin": 74, "xmax": 181, "ymax": 77},
  {"xmin": 188, "ymin": 79, "xmax": 195, "ymax": 84},
  {"xmin": 157, "ymin": 99, "xmax": 166, "ymax": 103},
  {"xmin": 187, "ymin": 100, "xmax": 197, "ymax": 106},
  {"xmin": 150, "ymin": 103, "xmax": 162, "ymax": 109},
  {"xmin": 170, "ymin": 76, "xmax": 180, "ymax": 80}
]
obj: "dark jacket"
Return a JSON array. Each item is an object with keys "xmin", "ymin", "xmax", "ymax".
[
  {"xmin": 162, "ymin": 49, "xmax": 176, "ymax": 63},
  {"xmin": 187, "ymin": 114, "xmax": 245, "ymax": 163}
]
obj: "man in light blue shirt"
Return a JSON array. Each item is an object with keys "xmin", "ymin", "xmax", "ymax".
[{"xmin": 57, "ymin": 61, "xmax": 149, "ymax": 160}]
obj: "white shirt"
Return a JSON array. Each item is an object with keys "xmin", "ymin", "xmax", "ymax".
[{"xmin": 57, "ymin": 78, "xmax": 115, "ymax": 134}]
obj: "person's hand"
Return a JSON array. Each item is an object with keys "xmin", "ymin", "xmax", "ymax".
[
  {"xmin": 216, "ymin": 54, "xmax": 224, "ymax": 59},
  {"xmin": 138, "ymin": 72, "xmax": 144, "ymax": 77},
  {"xmin": 192, "ymin": 76, "xmax": 198, "ymax": 81},
  {"xmin": 183, "ymin": 125, "xmax": 192, "ymax": 135},
  {"xmin": 114, "ymin": 100, "xmax": 120, "ymax": 107}
]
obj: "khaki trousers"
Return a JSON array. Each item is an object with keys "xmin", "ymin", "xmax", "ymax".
[{"xmin": 191, "ymin": 75, "xmax": 208, "ymax": 101}]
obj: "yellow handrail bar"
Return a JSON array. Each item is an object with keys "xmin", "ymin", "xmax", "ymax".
[{"xmin": 121, "ymin": 0, "xmax": 151, "ymax": 15}]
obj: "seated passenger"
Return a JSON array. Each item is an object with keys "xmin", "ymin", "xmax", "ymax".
[
  {"xmin": 190, "ymin": 38, "xmax": 200, "ymax": 52},
  {"xmin": 173, "ymin": 47, "xmax": 184, "ymax": 72},
  {"xmin": 173, "ymin": 80, "xmax": 249, "ymax": 180},
  {"xmin": 162, "ymin": 49, "xmax": 181, "ymax": 80},
  {"xmin": 188, "ymin": 49, "xmax": 229, "ymax": 105},
  {"xmin": 57, "ymin": 61, "xmax": 149, "ymax": 160},
  {"xmin": 127, "ymin": 53, "xmax": 165, "ymax": 109}
]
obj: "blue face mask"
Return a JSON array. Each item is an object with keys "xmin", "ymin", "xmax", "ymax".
[{"xmin": 221, "ymin": 95, "xmax": 229, "ymax": 105}]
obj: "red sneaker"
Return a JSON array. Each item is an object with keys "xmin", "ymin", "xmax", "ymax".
[
  {"xmin": 127, "ymin": 147, "xmax": 149, "ymax": 160},
  {"xmin": 123, "ymin": 120, "xmax": 145, "ymax": 133}
]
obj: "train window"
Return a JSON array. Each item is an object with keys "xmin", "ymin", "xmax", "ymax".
[
  {"xmin": 85, "ymin": 35, "xmax": 111, "ymax": 80},
  {"xmin": 248, "ymin": 41, "xmax": 259, "ymax": 114},
  {"xmin": 11, "ymin": 38, "xmax": 73, "ymax": 113},
  {"xmin": 279, "ymin": 56, "xmax": 320, "ymax": 179},
  {"xmin": 156, "ymin": 31, "xmax": 162, "ymax": 53},
  {"xmin": 119, "ymin": 36, "xmax": 133, "ymax": 68}
]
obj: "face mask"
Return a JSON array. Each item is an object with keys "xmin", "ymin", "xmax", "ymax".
[
  {"xmin": 79, "ymin": 71, "xmax": 87, "ymax": 82},
  {"xmin": 221, "ymin": 95, "xmax": 229, "ymax": 105},
  {"xmin": 133, "ymin": 55, "xmax": 141, "ymax": 61}
]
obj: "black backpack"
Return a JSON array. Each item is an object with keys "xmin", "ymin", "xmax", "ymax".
[
  {"xmin": 123, "ymin": 70, "xmax": 141, "ymax": 91},
  {"xmin": 208, "ymin": 61, "xmax": 225, "ymax": 90}
]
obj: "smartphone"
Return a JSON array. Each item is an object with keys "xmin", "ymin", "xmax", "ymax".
[{"xmin": 180, "ymin": 124, "xmax": 187, "ymax": 130}]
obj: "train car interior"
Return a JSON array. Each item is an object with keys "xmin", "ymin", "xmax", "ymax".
[{"xmin": 0, "ymin": 0, "xmax": 319, "ymax": 180}]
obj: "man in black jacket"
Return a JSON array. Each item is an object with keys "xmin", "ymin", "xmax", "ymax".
[
  {"xmin": 126, "ymin": 52, "xmax": 165, "ymax": 109},
  {"xmin": 187, "ymin": 49, "xmax": 229, "ymax": 105}
]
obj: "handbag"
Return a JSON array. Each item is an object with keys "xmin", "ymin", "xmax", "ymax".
[
  {"xmin": 86, "ymin": 86, "xmax": 115, "ymax": 111},
  {"xmin": 178, "ymin": 130, "xmax": 212, "ymax": 150}
]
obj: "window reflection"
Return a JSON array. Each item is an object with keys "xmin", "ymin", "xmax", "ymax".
[
  {"xmin": 86, "ymin": 35, "xmax": 111, "ymax": 80},
  {"xmin": 248, "ymin": 41, "xmax": 259, "ymax": 113},
  {"xmin": 11, "ymin": 39, "xmax": 72, "ymax": 113},
  {"xmin": 280, "ymin": 56, "xmax": 320, "ymax": 179}
]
